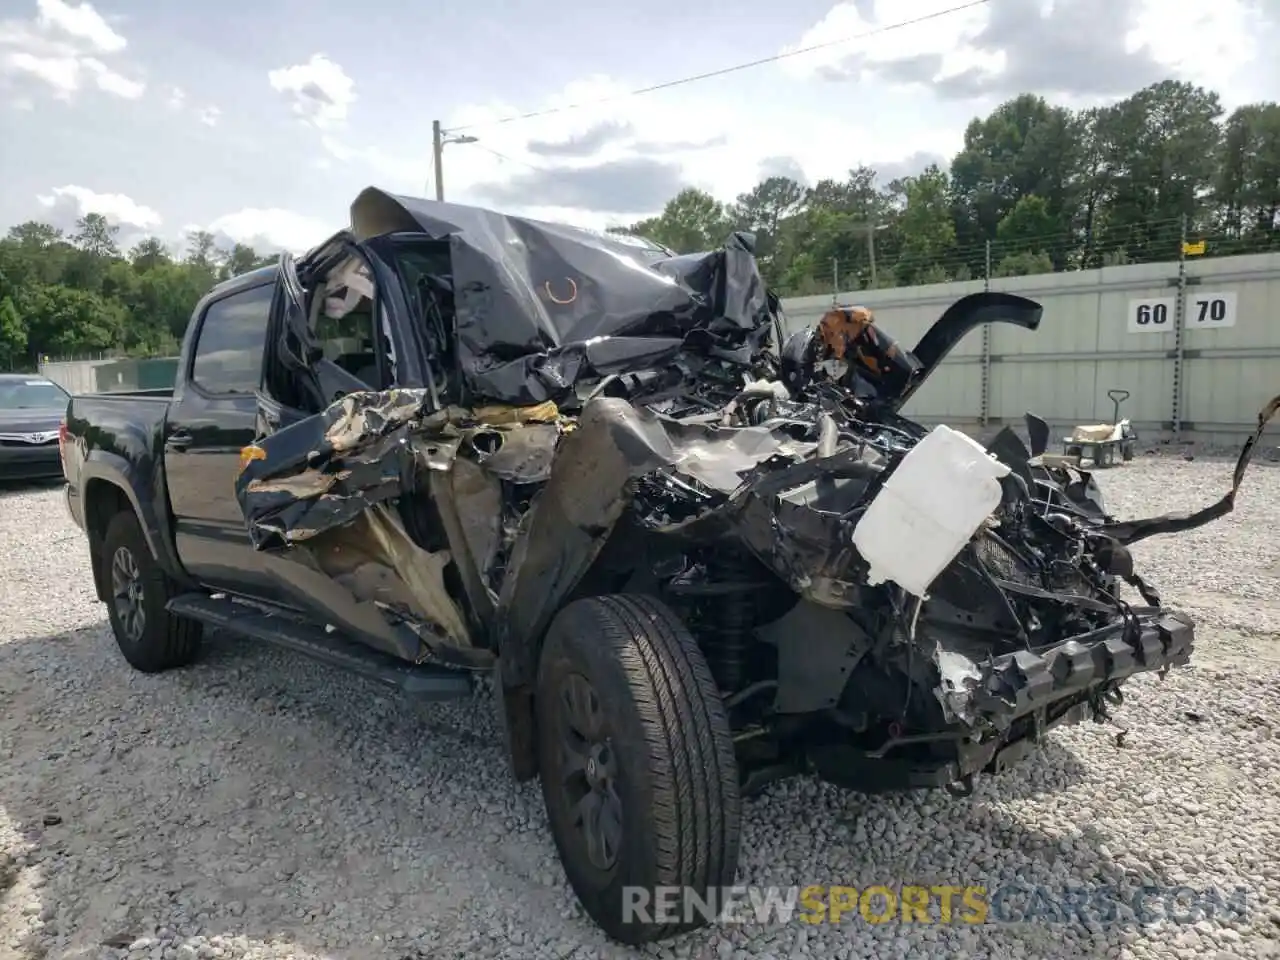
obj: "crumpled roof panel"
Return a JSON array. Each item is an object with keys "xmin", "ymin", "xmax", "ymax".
[{"xmin": 349, "ymin": 187, "xmax": 775, "ymax": 405}]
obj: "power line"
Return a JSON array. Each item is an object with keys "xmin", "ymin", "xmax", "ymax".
[
  {"xmin": 469, "ymin": 143, "xmax": 542, "ymax": 170},
  {"xmin": 448, "ymin": 0, "xmax": 992, "ymax": 134}
]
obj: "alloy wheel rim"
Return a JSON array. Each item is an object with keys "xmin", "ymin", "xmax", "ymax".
[
  {"xmin": 557, "ymin": 671, "xmax": 622, "ymax": 871},
  {"xmin": 110, "ymin": 546, "xmax": 145, "ymax": 643}
]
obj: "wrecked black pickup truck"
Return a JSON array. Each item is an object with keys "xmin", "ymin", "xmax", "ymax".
[{"xmin": 62, "ymin": 187, "xmax": 1278, "ymax": 944}]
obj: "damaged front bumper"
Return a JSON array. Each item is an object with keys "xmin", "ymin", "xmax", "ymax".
[
  {"xmin": 811, "ymin": 608, "xmax": 1193, "ymax": 794},
  {"xmin": 969, "ymin": 608, "xmax": 1193, "ymax": 726}
]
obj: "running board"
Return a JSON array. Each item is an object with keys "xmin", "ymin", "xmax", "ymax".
[{"xmin": 166, "ymin": 593, "xmax": 474, "ymax": 701}]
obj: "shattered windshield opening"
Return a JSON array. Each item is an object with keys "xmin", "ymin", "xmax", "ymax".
[{"xmin": 387, "ymin": 238, "xmax": 458, "ymax": 402}]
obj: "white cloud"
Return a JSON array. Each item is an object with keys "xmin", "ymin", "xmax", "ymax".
[
  {"xmin": 37, "ymin": 184, "xmax": 162, "ymax": 229},
  {"xmin": 319, "ymin": 134, "xmax": 426, "ymax": 186},
  {"xmin": 314, "ymin": 71, "xmax": 931, "ymax": 229},
  {"xmin": 0, "ymin": 0, "xmax": 142, "ymax": 100},
  {"xmin": 439, "ymin": 75, "xmax": 760, "ymax": 215},
  {"xmin": 778, "ymin": 0, "xmax": 1000, "ymax": 86},
  {"xmin": 163, "ymin": 84, "xmax": 220, "ymax": 126},
  {"xmin": 434, "ymin": 73, "xmax": 887, "ymax": 223},
  {"xmin": 268, "ymin": 53, "xmax": 355, "ymax": 129},
  {"xmin": 6, "ymin": 50, "xmax": 79, "ymax": 97},
  {"xmin": 82, "ymin": 56, "xmax": 142, "ymax": 98},
  {"xmin": 1127, "ymin": 0, "xmax": 1264, "ymax": 107},
  {"xmin": 782, "ymin": 0, "xmax": 1269, "ymax": 109},
  {"xmin": 205, "ymin": 207, "xmax": 333, "ymax": 253},
  {"xmin": 35, "ymin": 0, "xmax": 125, "ymax": 54}
]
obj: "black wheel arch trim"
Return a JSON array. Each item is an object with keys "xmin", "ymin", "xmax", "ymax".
[{"xmin": 79, "ymin": 455, "xmax": 193, "ymax": 601}]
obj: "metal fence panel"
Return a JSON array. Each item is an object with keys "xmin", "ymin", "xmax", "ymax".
[{"xmin": 781, "ymin": 251, "xmax": 1280, "ymax": 446}]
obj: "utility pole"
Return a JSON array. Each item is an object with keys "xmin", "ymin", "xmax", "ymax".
[
  {"xmin": 867, "ymin": 222, "xmax": 878, "ymax": 289},
  {"xmin": 850, "ymin": 221, "xmax": 889, "ymax": 289},
  {"xmin": 430, "ymin": 121, "xmax": 478, "ymax": 202},
  {"xmin": 432, "ymin": 121, "xmax": 445, "ymax": 202}
]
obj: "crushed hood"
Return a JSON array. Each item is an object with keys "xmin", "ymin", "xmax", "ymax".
[{"xmin": 348, "ymin": 187, "xmax": 776, "ymax": 406}]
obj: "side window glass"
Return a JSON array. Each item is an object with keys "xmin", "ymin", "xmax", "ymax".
[{"xmin": 191, "ymin": 284, "xmax": 273, "ymax": 394}]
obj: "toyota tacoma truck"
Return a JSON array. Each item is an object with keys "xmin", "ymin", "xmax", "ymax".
[{"xmin": 62, "ymin": 187, "xmax": 1278, "ymax": 944}]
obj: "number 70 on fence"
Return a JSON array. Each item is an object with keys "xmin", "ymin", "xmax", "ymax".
[{"xmin": 1127, "ymin": 293, "xmax": 1237, "ymax": 334}]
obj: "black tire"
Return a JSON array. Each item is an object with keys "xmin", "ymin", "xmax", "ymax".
[
  {"xmin": 535, "ymin": 594, "xmax": 740, "ymax": 944},
  {"xmin": 101, "ymin": 509, "xmax": 202, "ymax": 673}
]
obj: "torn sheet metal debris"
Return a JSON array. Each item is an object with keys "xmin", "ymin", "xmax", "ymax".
[{"xmin": 1099, "ymin": 393, "xmax": 1280, "ymax": 545}]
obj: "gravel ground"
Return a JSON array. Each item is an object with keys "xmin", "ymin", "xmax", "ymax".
[{"xmin": 2, "ymin": 457, "xmax": 1279, "ymax": 960}]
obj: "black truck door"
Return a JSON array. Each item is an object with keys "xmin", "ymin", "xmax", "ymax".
[
  {"xmin": 240, "ymin": 247, "xmax": 439, "ymax": 658},
  {"xmin": 164, "ymin": 277, "xmax": 275, "ymax": 596}
]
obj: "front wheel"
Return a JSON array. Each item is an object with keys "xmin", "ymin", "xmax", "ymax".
[{"xmin": 535, "ymin": 594, "xmax": 741, "ymax": 944}]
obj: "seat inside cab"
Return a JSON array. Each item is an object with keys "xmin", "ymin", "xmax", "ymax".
[{"xmin": 314, "ymin": 256, "xmax": 380, "ymax": 388}]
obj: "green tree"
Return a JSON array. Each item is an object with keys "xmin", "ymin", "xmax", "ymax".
[
  {"xmin": 130, "ymin": 237, "xmax": 172, "ymax": 271},
  {"xmin": 996, "ymin": 195, "xmax": 1058, "ymax": 253},
  {"xmin": 1093, "ymin": 80, "xmax": 1224, "ymax": 259},
  {"xmin": 0, "ymin": 223, "xmax": 272, "ymax": 366},
  {"xmin": 948, "ymin": 95, "xmax": 1083, "ymax": 273},
  {"xmin": 18, "ymin": 284, "xmax": 127, "ymax": 357},
  {"xmin": 0, "ymin": 296, "xmax": 25, "ymax": 369},
  {"xmin": 8, "ymin": 222, "xmax": 63, "ymax": 247},
  {"xmin": 732, "ymin": 176, "xmax": 807, "ymax": 280},
  {"xmin": 622, "ymin": 188, "xmax": 733, "ymax": 253},
  {"xmin": 895, "ymin": 165, "xmax": 956, "ymax": 284},
  {"xmin": 4, "ymin": 222, "xmax": 74, "ymax": 286},
  {"xmin": 993, "ymin": 251, "xmax": 1054, "ymax": 277},
  {"xmin": 73, "ymin": 213, "xmax": 120, "ymax": 259},
  {"xmin": 220, "ymin": 242, "xmax": 270, "ymax": 280},
  {"xmin": 1215, "ymin": 103, "xmax": 1280, "ymax": 245}
]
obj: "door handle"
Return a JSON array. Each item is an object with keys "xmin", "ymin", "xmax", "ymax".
[{"xmin": 165, "ymin": 432, "xmax": 193, "ymax": 451}]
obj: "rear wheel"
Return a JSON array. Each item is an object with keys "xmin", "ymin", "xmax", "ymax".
[
  {"xmin": 535, "ymin": 594, "xmax": 740, "ymax": 944},
  {"xmin": 101, "ymin": 510, "xmax": 202, "ymax": 673}
]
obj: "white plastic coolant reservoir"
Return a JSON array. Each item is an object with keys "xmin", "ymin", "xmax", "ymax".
[{"xmin": 851, "ymin": 424, "xmax": 1010, "ymax": 598}]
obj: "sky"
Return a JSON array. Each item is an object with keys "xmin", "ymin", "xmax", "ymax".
[{"xmin": 1, "ymin": 0, "xmax": 1277, "ymax": 256}]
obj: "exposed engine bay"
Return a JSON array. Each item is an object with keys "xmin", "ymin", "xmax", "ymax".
[{"xmin": 235, "ymin": 189, "xmax": 1280, "ymax": 795}]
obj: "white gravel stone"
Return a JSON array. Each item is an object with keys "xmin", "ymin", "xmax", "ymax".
[{"xmin": 2, "ymin": 455, "xmax": 1279, "ymax": 959}]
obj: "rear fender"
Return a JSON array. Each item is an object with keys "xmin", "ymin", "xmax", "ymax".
[{"xmin": 80, "ymin": 454, "xmax": 191, "ymax": 599}]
